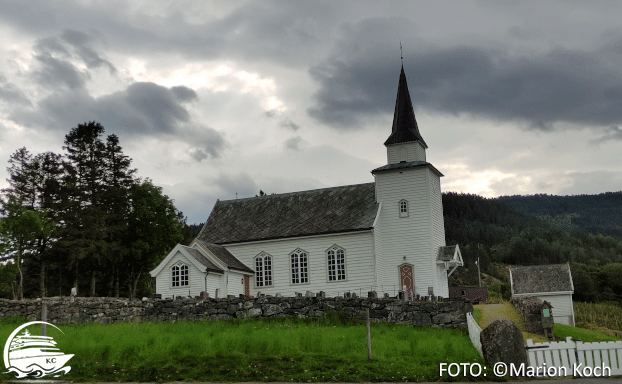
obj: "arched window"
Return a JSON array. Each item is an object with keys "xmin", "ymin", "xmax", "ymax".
[
  {"xmin": 172, "ymin": 262, "xmax": 188, "ymax": 287},
  {"xmin": 290, "ymin": 249, "xmax": 308, "ymax": 284},
  {"xmin": 327, "ymin": 245, "xmax": 346, "ymax": 281},
  {"xmin": 399, "ymin": 199, "xmax": 409, "ymax": 218},
  {"xmin": 255, "ymin": 253, "xmax": 273, "ymax": 287}
]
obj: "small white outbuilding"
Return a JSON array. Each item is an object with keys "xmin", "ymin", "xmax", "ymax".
[{"xmin": 510, "ymin": 263, "xmax": 575, "ymax": 326}]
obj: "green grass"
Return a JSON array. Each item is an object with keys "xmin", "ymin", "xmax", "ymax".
[
  {"xmin": 553, "ymin": 323, "xmax": 622, "ymax": 343},
  {"xmin": 0, "ymin": 317, "xmax": 485, "ymax": 382},
  {"xmin": 473, "ymin": 307, "xmax": 482, "ymax": 324}
]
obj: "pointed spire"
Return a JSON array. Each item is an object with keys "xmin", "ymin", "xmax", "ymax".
[{"xmin": 384, "ymin": 65, "xmax": 428, "ymax": 148}]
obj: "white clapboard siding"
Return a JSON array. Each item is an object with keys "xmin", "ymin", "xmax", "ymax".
[
  {"xmin": 527, "ymin": 337, "xmax": 622, "ymax": 376},
  {"xmin": 224, "ymin": 231, "xmax": 376, "ymax": 297},
  {"xmin": 227, "ymin": 271, "xmax": 246, "ymax": 297},
  {"xmin": 466, "ymin": 312, "xmax": 483, "ymax": 356},
  {"xmin": 374, "ymin": 166, "xmax": 440, "ymax": 297},
  {"xmin": 534, "ymin": 293, "xmax": 574, "ymax": 325},
  {"xmin": 155, "ymin": 250, "xmax": 206, "ymax": 299},
  {"xmin": 428, "ymin": 168, "xmax": 447, "ymax": 297},
  {"xmin": 204, "ymin": 273, "xmax": 222, "ymax": 298},
  {"xmin": 387, "ymin": 142, "xmax": 426, "ymax": 164}
]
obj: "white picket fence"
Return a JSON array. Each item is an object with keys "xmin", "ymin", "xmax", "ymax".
[
  {"xmin": 466, "ymin": 312, "xmax": 483, "ymax": 356},
  {"xmin": 526, "ymin": 336, "xmax": 622, "ymax": 376}
]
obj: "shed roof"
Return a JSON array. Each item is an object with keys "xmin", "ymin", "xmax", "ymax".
[
  {"xmin": 197, "ymin": 183, "xmax": 378, "ymax": 244},
  {"xmin": 437, "ymin": 245, "xmax": 458, "ymax": 261},
  {"xmin": 197, "ymin": 240, "xmax": 253, "ymax": 273},
  {"xmin": 180, "ymin": 245, "xmax": 223, "ymax": 273},
  {"xmin": 510, "ymin": 264, "xmax": 574, "ymax": 295}
]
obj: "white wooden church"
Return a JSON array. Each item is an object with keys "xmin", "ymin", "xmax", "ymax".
[{"xmin": 150, "ymin": 66, "xmax": 463, "ymax": 299}]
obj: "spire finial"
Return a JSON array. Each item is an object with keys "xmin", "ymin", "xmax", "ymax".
[{"xmin": 400, "ymin": 41, "xmax": 403, "ymax": 64}]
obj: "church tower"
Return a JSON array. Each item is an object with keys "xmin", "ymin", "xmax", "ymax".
[{"xmin": 372, "ymin": 65, "xmax": 455, "ymax": 299}]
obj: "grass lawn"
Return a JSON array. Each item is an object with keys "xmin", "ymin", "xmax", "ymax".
[
  {"xmin": 0, "ymin": 316, "xmax": 485, "ymax": 382},
  {"xmin": 553, "ymin": 323, "xmax": 622, "ymax": 343}
]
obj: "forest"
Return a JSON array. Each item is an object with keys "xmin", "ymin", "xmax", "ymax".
[
  {"xmin": 0, "ymin": 122, "xmax": 200, "ymax": 300},
  {"xmin": 1, "ymin": 122, "xmax": 621, "ymax": 303},
  {"xmin": 445, "ymin": 192, "xmax": 622, "ymax": 303}
]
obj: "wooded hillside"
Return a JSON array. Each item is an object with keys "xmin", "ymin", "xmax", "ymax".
[{"xmin": 445, "ymin": 192, "xmax": 622, "ymax": 303}]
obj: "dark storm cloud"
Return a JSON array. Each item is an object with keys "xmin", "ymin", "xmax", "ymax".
[
  {"xmin": 61, "ymin": 29, "xmax": 117, "ymax": 74},
  {"xmin": 12, "ymin": 82, "xmax": 225, "ymax": 159},
  {"xmin": 31, "ymin": 30, "xmax": 117, "ymax": 91},
  {"xmin": 0, "ymin": 75, "xmax": 31, "ymax": 106},
  {"xmin": 171, "ymin": 86, "xmax": 198, "ymax": 102},
  {"xmin": 280, "ymin": 118, "xmax": 300, "ymax": 131},
  {"xmin": 309, "ymin": 19, "xmax": 622, "ymax": 134},
  {"xmin": 0, "ymin": 0, "xmax": 345, "ymax": 67},
  {"xmin": 284, "ymin": 136, "xmax": 304, "ymax": 151},
  {"xmin": 34, "ymin": 52, "xmax": 87, "ymax": 90}
]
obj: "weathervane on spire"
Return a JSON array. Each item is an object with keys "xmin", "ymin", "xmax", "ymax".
[{"xmin": 400, "ymin": 41, "xmax": 403, "ymax": 64}]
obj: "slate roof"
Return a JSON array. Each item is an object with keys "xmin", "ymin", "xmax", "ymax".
[
  {"xmin": 181, "ymin": 245, "xmax": 223, "ymax": 273},
  {"xmin": 510, "ymin": 264, "xmax": 574, "ymax": 295},
  {"xmin": 437, "ymin": 245, "xmax": 458, "ymax": 261},
  {"xmin": 384, "ymin": 65, "xmax": 428, "ymax": 147},
  {"xmin": 198, "ymin": 240, "xmax": 254, "ymax": 273},
  {"xmin": 371, "ymin": 161, "xmax": 444, "ymax": 176},
  {"xmin": 197, "ymin": 183, "xmax": 379, "ymax": 244}
]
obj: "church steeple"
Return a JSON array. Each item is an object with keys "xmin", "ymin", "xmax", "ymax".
[{"xmin": 384, "ymin": 65, "xmax": 428, "ymax": 148}]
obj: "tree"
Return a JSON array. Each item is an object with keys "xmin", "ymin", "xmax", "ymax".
[
  {"xmin": 61, "ymin": 122, "xmax": 108, "ymax": 296},
  {"xmin": 124, "ymin": 179, "xmax": 184, "ymax": 298},
  {"xmin": 1, "ymin": 149, "xmax": 64, "ymax": 298},
  {"xmin": 0, "ymin": 200, "xmax": 54, "ymax": 299},
  {"xmin": 101, "ymin": 134, "xmax": 135, "ymax": 297}
]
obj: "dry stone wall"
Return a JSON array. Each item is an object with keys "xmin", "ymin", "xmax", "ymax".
[
  {"xmin": 512, "ymin": 296, "xmax": 545, "ymax": 334},
  {"xmin": 0, "ymin": 296, "xmax": 473, "ymax": 328}
]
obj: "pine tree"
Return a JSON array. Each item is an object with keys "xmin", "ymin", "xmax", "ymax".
[{"xmin": 61, "ymin": 122, "xmax": 107, "ymax": 296}]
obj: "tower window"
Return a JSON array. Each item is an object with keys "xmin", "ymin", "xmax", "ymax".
[{"xmin": 399, "ymin": 199, "xmax": 409, "ymax": 218}]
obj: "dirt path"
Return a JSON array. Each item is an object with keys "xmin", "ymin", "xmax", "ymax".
[{"xmin": 475, "ymin": 301, "xmax": 547, "ymax": 342}]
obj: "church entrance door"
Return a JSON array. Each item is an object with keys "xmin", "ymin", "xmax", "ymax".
[{"xmin": 399, "ymin": 264, "xmax": 414, "ymax": 299}]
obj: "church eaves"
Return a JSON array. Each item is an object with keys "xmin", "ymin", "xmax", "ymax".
[{"xmin": 384, "ymin": 65, "xmax": 428, "ymax": 148}]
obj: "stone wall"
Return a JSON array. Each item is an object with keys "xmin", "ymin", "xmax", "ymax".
[
  {"xmin": 0, "ymin": 296, "xmax": 473, "ymax": 328},
  {"xmin": 512, "ymin": 296, "xmax": 544, "ymax": 334}
]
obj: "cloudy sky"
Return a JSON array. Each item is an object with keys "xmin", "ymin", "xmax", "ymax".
[{"xmin": 1, "ymin": 1, "xmax": 621, "ymax": 224}]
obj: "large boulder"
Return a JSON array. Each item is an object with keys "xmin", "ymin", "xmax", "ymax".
[{"xmin": 480, "ymin": 320, "xmax": 528, "ymax": 367}]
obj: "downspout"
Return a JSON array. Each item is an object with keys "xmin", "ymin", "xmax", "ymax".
[{"xmin": 204, "ymin": 270, "xmax": 208, "ymax": 294}]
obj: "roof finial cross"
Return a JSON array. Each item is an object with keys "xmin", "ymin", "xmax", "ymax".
[{"xmin": 400, "ymin": 41, "xmax": 403, "ymax": 64}]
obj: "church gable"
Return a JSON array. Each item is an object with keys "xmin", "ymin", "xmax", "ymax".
[{"xmin": 198, "ymin": 183, "xmax": 378, "ymax": 244}]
